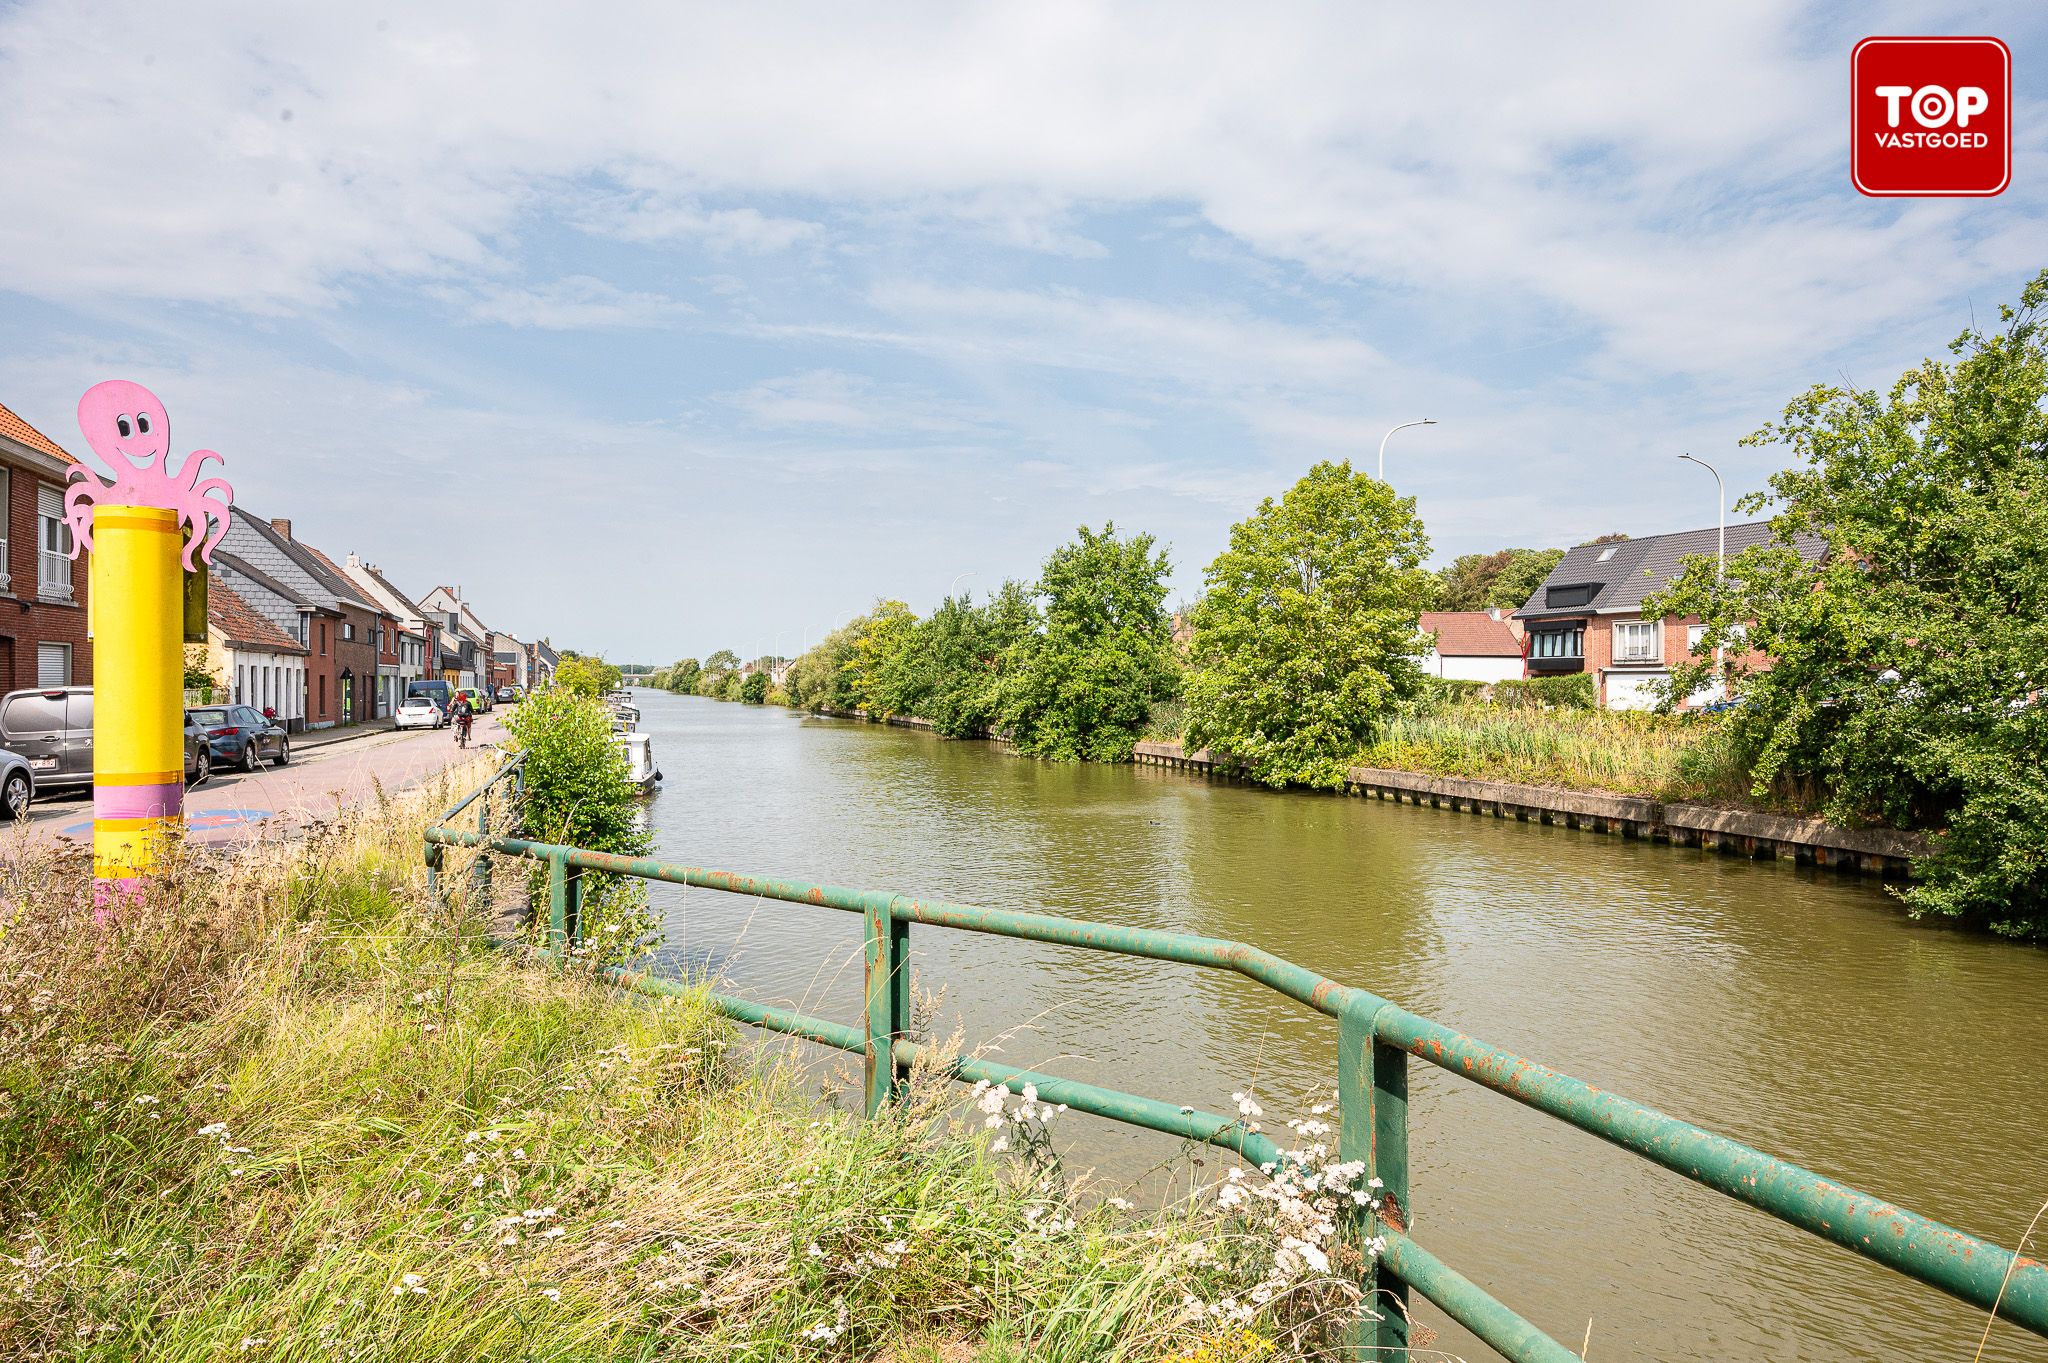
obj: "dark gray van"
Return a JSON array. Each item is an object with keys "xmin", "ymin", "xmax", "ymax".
[{"xmin": 0, "ymin": 687, "xmax": 211, "ymax": 792}]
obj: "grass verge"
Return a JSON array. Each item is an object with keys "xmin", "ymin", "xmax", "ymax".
[
  {"xmin": 1350, "ymin": 707, "xmax": 1820, "ymax": 813},
  {"xmin": 0, "ymin": 769, "xmax": 1388, "ymax": 1362}
]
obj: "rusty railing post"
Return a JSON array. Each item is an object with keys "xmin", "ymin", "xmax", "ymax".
[
  {"xmin": 863, "ymin": 892, "xmax": 910, "ymax": 1116},
  {"xmin": 1341, "ymin": 998, "xmax": 1409, "ymax": 1357}
]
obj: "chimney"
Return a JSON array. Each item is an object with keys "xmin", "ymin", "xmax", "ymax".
[
  {"xmin": 271, "ymin": 517, "xmax": 292, "ymax": 540},
  {"xmin": 1489, "ymin": 607, "xmax": 1503, "ymax": 621},
  {"xmin": 346, "ymin": 551, "xmax": 361, "ymax": 568}
]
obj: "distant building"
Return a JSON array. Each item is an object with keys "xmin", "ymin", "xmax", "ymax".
[
  {"xmin": 1418, "ymin": 609, "xmax": 1525, "ymax": 684},
  {"xmin": 0, "ymin": 398, "xmax": 93, "ymax": 689},
  {"xmin": 1512, "ymin": 522, "xmax": 1827, "ymax": 709}
]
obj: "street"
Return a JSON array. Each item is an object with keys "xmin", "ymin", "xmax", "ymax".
[{"xmin": 16, "ymin": 710, "xmax": 509, "ymax": 850}]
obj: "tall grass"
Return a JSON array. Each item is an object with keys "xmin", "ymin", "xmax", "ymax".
[
  {"xmin": 0, "ymin": 770, "xmax": 1396, "ymax": 1361},
  {"xmin": 1352, "ymin": 706, "xmax": 1809, "ymax": 811}
]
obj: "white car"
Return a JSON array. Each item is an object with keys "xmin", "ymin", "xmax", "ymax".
[{"xmin": 396, "ymin": 697, "xmax": 446, "ymax": 730}]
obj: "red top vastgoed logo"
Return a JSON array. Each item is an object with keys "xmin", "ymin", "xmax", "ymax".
[{"xmin": 1852, "ymin": 37, "xmax": 2011, "ymax": 197}]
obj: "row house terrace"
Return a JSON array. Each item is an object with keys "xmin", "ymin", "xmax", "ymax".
[
  {"xmin": 219, "ymin": 512, "xmax": 384, "ymax": 728},
  {"xmin": 343, "ymin": 554, "xmax": 439, "ymax": 711}
]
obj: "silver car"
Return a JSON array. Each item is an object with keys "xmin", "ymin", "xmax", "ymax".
[{"xmin": 0, "ymin": 687, "xmax": 211, "ymax": 792}]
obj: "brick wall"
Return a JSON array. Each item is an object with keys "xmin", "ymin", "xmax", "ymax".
[
  {"xmin": 0, "ymin": 458, "xmax": 93, "ymax": 691},
  {"xmin": 333, "ymin": 603, "xmax": 378, "ymax": 724}
]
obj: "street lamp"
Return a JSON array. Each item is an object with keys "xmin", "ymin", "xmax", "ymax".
[
  {"xmin": 1678, "ymin": 453, "xmax": 1726, "ymax": 681},
  {"xmin": 947, "ymin": 570, "xmax": 976, "ymax": 603},
  {"xmin": 1377, "ymin": 419, "xmax": 1437, "ymax": 481}
]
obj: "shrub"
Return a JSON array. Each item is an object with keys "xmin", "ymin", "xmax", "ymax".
[
  {"xmin": 739, "ymin": 672, "xmax": 769, "ymax": 705},
  {"xmin": 1493, "ymin": 674, "xmax": 1596, "ymax": 710},
  {"xmin": 501, "ymin": 690, "xmax": 654, "ymax": 956}
]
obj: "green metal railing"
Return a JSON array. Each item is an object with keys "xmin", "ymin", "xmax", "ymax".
[{"xmin": 425, "ymin": 757, "xmax": 2047, "ymax": 1360}]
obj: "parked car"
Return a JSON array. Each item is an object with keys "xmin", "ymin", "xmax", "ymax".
[
  {"xmin": 454, "ymin": 687, "xmax": 490, "ymax": 714},
  {"xmin": 406, "ymin": 679, "xmax": 454, "ymax": 716},
  {"xmin": 187, "ymin": 704, "xmax": 289, "ymax": 771},
  {"xmin": 396, "ymin": 696, "xmax": 446, "ymax": 730},
  {"xmin": 0, "ymin": 747, "xmax": 35, "ymax": 819},
  {"xmin": 0, "ymin": 687, "xmax": 212, "ymax": 793},
  {"xmin": 494, "ymin": 685, "xmax": 520, "ymax": 704}
]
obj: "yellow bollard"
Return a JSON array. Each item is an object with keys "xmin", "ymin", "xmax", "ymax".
[
  {"xmin": 90, "ymin": 504, "xmax": 187, "ymax": 898},
  {"xmin": 65, "ymin": 379, "xmax": 235, "ymax": 908}
]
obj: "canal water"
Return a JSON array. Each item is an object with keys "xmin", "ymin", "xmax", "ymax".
[{"xmin": 629, "ymin": 690, "xmax": 2048, "ymax": 1363}]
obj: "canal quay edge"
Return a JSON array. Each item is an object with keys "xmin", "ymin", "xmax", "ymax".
[
  {"xmin": 1133, "ymin": 739, "xmax": 1925, "ymax": 877},
  {"xmin": 811, "ymin": 707, "xmax": 1921, "ymax": 877}
]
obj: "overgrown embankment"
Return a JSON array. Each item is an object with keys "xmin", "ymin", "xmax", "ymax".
[{"xmin": 0, "ymin": 770, "xmax": 1378, "ymax": 1361}]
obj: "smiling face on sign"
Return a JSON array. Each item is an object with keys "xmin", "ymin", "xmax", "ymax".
[
  {"xmin": 77, "ymin": 378, "xmax": 172, "ymax": 476},
  {"xmin": 64, "ymin": 378, "xmax": 236, "ymax": 569}
]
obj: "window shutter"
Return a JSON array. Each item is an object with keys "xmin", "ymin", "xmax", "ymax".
[{"xmin": 37, "ymin": 643, "xmax": 69, "ymax": 687}]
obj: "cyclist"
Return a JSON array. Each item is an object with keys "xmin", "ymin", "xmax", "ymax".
[{"xmin": 451, "ymin": 693, "xmax": 475, "ymax": 748}]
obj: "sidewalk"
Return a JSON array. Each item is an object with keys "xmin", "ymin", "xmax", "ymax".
[{"xmin": 292, "ymin": 718, "xmax": 400, "ymax": 751}]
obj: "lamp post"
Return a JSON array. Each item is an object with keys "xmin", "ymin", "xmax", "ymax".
[
  {"xmin": 947, "ymin": 570, "xmax": 976, "ymax": 603},
  {"xmin": 1377, "ymin": 418, "xmax": 1437, "ymax": 481},
  {"xmin": 1677, "ymin": 453, "xmax": 1726, "ymax": 683}
]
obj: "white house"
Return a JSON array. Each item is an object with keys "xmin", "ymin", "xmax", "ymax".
[
  {"xmin": 1419, "ymin": 609, "xmax": 1526, "ymax": 684},
  {"xmin": 200, "ymin": 578, "xmax": 309, "ymax": 724}
]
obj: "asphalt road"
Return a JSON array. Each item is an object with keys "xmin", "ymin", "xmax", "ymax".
[{"xmin": 18, "ymin": 709, "xmax": 509, "ymax": 849}]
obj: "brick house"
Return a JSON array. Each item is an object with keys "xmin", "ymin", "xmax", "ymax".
[
  {"xmin": 1512, "ymin": 522, "xmax": 1826, "ymax": 709},
  {"xmin": 342, "ymin": 555, "xmax": 440, "ymax": 709},
  {"xmin": 292, "ymin": 539, "xmax": 381, "ymax": 725},
  {"xmin": 0, "ymin": 399, "xmax": 92, "ymax": 690},
  {"xmin": 220, "ymin": 512, "xmax": 382, "ymax": 728}
]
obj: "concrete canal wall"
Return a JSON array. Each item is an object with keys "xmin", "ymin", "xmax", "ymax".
[{"xmin": 1132, "ymin": 740, "xmax": 1925, "ymax": 877}]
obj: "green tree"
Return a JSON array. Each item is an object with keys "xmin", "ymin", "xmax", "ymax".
[
  {"xmin": 874, "ymin": 585, "xmax": 1035, "ymax": 737},
  {"xmin": 784, "ymin": 626, "xmax": 856, "ymax": 712},
  {"xmin": 739, "ymin": 671, "xmax": 770, "ymax": 705},
  {"xmin": 667, "ymin": 658, "xmax": 701, "ymax": 694},
  {"xmin": 999, "ymin": 524, "xmax": 1176, "ymax": 762},
  {"xmin": 1182, "ymin": 461, "xmax": 1435, "ymax": 786},
  {"xmin": 1435, "ymin": 547, "xmax": 1565, "ymax": 612},
  {"xmin": 695, "ymin": 650, "xmax": 739, "ymax": 697},
  {"xmin": 850, "ymin": 600, "xmax": 918, "ymax": 715},
  {"xmin": 1649, "ymin": 269, "xmax": 2048, "ymax": 938},
  {"xmin": 554, "ymin": 653, "xmax": 621, "ymax": 698}
]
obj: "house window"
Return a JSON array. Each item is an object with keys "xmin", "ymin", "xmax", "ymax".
[
  {"xmin": 1529, "ymin": 628, "xmax": 1584, "ymax": 659},
  {"xmin": 1688, "ymin": 624, "xmax": 1708, "ymax": 653},
  {"xmin": 1614, "ymin": 620, "xmax": 1662, "ymax": 664},
  {"xmin": 37, "ymin": 642, "xmax": 70, "ymax": 687},
  {"xmin": 342, "ymin": 621, "xmax": 355, "ymax": 642},
  {"xmin": 319, "ymin": 621, "xmax": 328, "ymax": 655},
  {"xmin": 1544, "ymin": 583, "xmax": 1600, "ymax": 609},
  {"xmin": 37, "ymin": 485, "xmax": 72, "ymax": 601}
]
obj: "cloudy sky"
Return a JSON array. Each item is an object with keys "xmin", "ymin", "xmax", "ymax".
[{"xmin": 1, "ymin": 2, "xmax": 2041, "ymax": 660}]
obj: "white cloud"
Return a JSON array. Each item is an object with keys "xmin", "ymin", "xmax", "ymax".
[
  {"xmin": 433, "ymin": 276, "xmax": 692, "ymax": 329},
  {"xmin": 0, "ymin": 0, "xmax": 2041, "ymax": 655},
  {"xmin": 2, "ymin": 0, "xmax": 2034, "ymax": 379}
]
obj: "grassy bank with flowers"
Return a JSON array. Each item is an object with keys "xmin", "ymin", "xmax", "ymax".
[{"xmin": 0, "ymin": 771, "xmax": 1391, "ymax": 1362}]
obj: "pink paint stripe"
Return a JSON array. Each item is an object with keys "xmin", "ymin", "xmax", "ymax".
[
  {"xmin": 93, "ymin": 876, "xmax": 141, "ymax": 918},
  {"xmin": 93, "ymin": 781, "xmax": 185, "ymax": 820}
]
